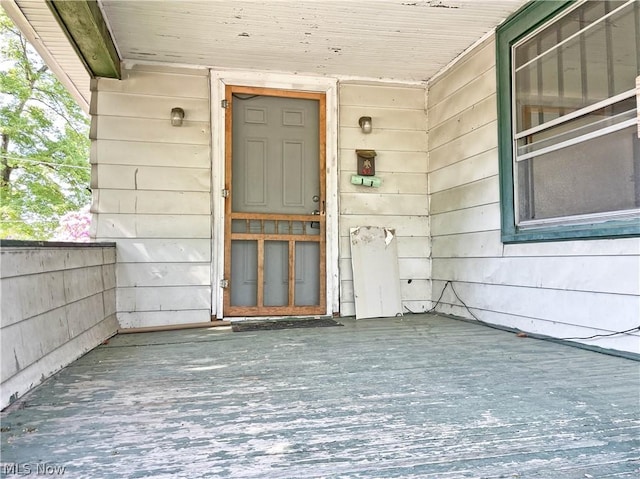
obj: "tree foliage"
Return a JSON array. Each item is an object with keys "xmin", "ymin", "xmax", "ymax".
[
  {"xmin": 0, "ymin": 9, "xmax": 90, "ymax": 240},
  {"xmin": 52, "ymin": 205, "xmax": 91, "ymax": 242}
]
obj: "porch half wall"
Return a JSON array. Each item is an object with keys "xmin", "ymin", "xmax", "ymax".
[
  {"xmin": 427, "ymin": 36, "xmax": 640, "ymax": 354},
  {"xmin": 0, "ymin": 243, "xmax": 118, "ymax": 409}
]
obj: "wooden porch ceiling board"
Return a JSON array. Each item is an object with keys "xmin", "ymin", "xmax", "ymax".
[
  {"xmin": 1, "ymin": 314, "xmax": 638, "ymax": 477},
  {"xmin": 99, "ymin": 0, "xmax": 529, "ymax": 83},
  {"xmin": 7, "ymin": 0, "xmax": 529, "ymax": 112}
]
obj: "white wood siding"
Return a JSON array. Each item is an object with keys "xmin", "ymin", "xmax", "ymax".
[
  {"xmin": 339, "ymin": 84, "xmax": 429, "ymax": 316},
  {"xmin": 427, "ymin": 38, "xmax": 640, "ymax": 354},
  {"xmin": 91, "ymin": 66, "xmax": 212, "ymax": 329}
]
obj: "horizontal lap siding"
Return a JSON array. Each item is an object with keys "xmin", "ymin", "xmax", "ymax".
[
  {"xmin": 427, "ymin": 36, "xmax": 640, "ymax": 353},
  {"xmin": 0, "ymin": 246, "xmax": 117, "ymax": 408},
  {"xmin": 91, "ymin": 67, "xmax": 212, "ymax": 328},
  {"xmin": 338, "ymin": 84, "xmax": 429, "ymax": 316}
]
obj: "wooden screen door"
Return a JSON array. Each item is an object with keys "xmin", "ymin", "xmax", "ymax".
[{"xmin": 223, "ymin": 86, "xmax": 326, "ymax": 317}]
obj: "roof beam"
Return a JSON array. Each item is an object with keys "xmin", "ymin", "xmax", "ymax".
[{"xmin": 46, "ymin": 0, "xmax": 120, "ymax": 79}]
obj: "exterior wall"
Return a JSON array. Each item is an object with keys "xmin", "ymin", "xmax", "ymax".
[
  {"xmin": 0, "ymin": 243, "xmax": 118, "ymax": 408},
  {"xmin": 90, "ymin": 65, "xmax": 212, "ymax": 329},
  {"xmin": 338, "ymin": 84, "xmax": 430, "ymax": 316},
  {"xmin": 427, "ymin": 37, "xmax": 640, "ymax": 354},
  {"xmin": 92, "ymin": 68, "xmax": 430, "ymax": 325}
]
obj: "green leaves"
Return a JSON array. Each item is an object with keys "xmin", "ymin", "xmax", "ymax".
[{"xmin": 1, "ymin": 9, "xmax": 90, "ymax": 240}]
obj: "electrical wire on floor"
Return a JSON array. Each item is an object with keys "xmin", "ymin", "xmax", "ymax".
[
  {"xmin": 426, "ymin": 281, "xmax": 525, "ymax": 335},
  {"xmin": 424, "ymin": 280, "xmax": 640, "ymax": 341},
  {"xmin": 557, "ymin": 326, "xmax": 640, "ymax": 340}
]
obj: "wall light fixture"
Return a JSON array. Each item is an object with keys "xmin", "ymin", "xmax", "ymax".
[
  {"xmin": 171, "ymin": 107, "xmax": 185, "ymax": 127},
  {"xmin": 358, "ymin": 116, "xmax": 372, "ymax": 134}
]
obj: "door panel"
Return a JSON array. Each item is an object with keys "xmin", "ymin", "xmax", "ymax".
[
  {"xmin": 242, "ymin": 139, "xmax": 267, "ymax": 207},
  {"xmin": 231, "ymin": 95, "xmax": 318, "ymax": 215},
  {"xmin": 224, "ymin": 87, "xmax": 326, "ymax": 317}
]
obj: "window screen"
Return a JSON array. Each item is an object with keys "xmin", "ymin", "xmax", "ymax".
[{"xmin": 510, "ymin": 0, "xmax": 639, "ymax": 227}]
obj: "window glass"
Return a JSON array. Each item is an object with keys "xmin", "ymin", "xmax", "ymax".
[
  {"xmin": 516, "ymin": 97, "xmax": 636, "ymax": 158},
  {"xmin": 509, "ymin": 0, "xmax": 639, "ymax": 229},
  {"xmin": 517, "ymin": 126, "xmax": 639, "ymax": 222},
  {"xmin": 514, "ymin": 2, "xmax": 636, "ymax": 132}
]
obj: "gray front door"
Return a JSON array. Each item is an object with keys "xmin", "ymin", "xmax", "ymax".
[{"xmin": 224, "ymin": 86, "xmax": 326, "ymax": 316}]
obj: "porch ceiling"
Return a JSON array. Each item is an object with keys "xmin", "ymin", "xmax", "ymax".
[
  {"xmin": 100, "ymin": 0, "xmax": 528, "ymax": 83},
  {"xmin": 6, "ymin": 0, "xmax": 529, "ymax": 109}
]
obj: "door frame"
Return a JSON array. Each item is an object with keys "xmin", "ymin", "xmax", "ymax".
[
  {"xmin": 210, "ymin": 71, "xmax": 339, "ymax": 319},
  {"xmin": 224, "ymin": 85, "xmax": 326, "ymax": 316}
]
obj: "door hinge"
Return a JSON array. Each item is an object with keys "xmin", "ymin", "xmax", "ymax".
[
  {"xmin": 222, "ymin": 189, "xmax": 229, "ymax": 198},
  {"xmin": 221, "ymin": 99, "xmax": 229, "ymax": 109},
  {"xmin": 220, "ymin": 279, "xmax": 229, "ymax": 288}
]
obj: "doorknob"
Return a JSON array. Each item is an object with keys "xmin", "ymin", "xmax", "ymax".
[{"xmin": 310, "ymin": 210, "xmax": 320, "ymax": 229}]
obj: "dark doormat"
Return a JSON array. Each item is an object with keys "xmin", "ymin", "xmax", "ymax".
[{"xmin": 232, "ymin": 317, "xmax": 343, "ymax": 332}]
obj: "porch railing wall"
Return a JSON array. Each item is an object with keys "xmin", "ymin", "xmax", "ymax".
[{"xmin": 0, "ymin": 241, "xmax": 118, "ymax": 409}]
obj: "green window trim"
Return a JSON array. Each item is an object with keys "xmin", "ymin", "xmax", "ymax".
[{"xmin": 496, "ymin": 0, "xmax": 640, "ymax": 243}]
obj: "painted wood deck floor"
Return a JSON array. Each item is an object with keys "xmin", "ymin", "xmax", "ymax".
[{"xmin": 1, "ymin": 314, "xmax": 639, "ymax": 478}]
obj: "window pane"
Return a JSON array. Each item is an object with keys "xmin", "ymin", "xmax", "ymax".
[
  {"xmin": 514, "ymin": 1, "xmax": 616, "ymax": 68},
  {"xmin": 517, "ymin": 126, "xmax": 639, "ymax": 222},
  {"xmin": 514, "ymin": 2, "xmax": 636, "ymax": 132},
  {"xmin": 611, "ymin": 2, "xmax": 640, "ymax": 94},
  {"xmin": 516, "ymin": 97, "xmax": 636, "ymax": 158}
]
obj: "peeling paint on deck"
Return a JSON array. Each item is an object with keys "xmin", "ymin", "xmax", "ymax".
[{"xmin": 1, "ymin": 315, "xmax": 639, "ymax": 478}]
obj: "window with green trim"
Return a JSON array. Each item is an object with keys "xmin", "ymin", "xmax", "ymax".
[{"xmin": 496, "ymin": 0, "xmax": 640, "ymax": 242}]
